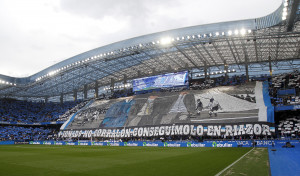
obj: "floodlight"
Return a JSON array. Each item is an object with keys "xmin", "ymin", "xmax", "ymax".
[
  {"xmin": 240, "ymin": 29, "xmax": 246, "ymax": 35},
  {"xmin": 234, "ymin": 30, "xmax": 239, "ymax": 35},
  {"xmin": 282, "ymin": 16, "xmax": 286, "ymax": 20},
  {"xmin": 160, "ymin": 37, "xmax": 172, "ymax": 45},
  {"xmin": 284, "ymin": 2, "xmax": 288, "ymax": 7},
  {"xmin": 216, "ymin": 32, "xmax": 219, "ymax": 36},
  {"xmin": 222, "ymin": 32, "xmax": 225, "ymax": 36},
  {"xmin": 228, "ymin": 30, "xmax": 232, "ymax": 36},
  {"xmin": 283, "ymin": 7, "xmax": 287, "ymax": 12},
  {"xmin": 283, "ymin": 12, "xmax": 288, "ymax": 17},
  {"xmin": 248, "ymin": 29, "xmax": 251, "ymax": 33}
]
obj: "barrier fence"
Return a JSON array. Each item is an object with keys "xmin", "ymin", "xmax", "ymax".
[{"xmin": 26, "ymin": 140, "xmax": 300, "ymax": 148}]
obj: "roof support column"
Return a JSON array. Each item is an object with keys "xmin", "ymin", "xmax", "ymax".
[
  {"xmin": 44, "ymin": 97, "xmax": 48, "ymax": 104},
  {"xmin": 73, "ymin": 89, "xmax": 77, "ymax": 102},
  {"xmin": 268, "ymin": 56, "xmax": 273, "ymax": 76},
  {"xmin": 110, "ymin": 78, "xmax": 115, "ymax": 93},
  {"xmin": 123, "ymin": 74, "xmax": 127, "ymax": 84},
  {"xmin": 84, "ymin": 85, "xmax": 88, "ymax": 100},
  {"xmin": 224, "ymin": 63, "xmax": 229, "ymax": 82},
  {"xmin": 204, "ymin": 62, "xmax": 208, "ymax": 81},
  {"xmin": 60, "ymin": 93, "xmax": 64, "ymax": 105},
  {"xmin": 95, "ymin": 81, "xmax": 99, "ymax": 98},
  {"xmin": 245, "ymin": 64, "xmax": 249, "ymax": 82},
  {"xmin": 137, "ymin": 70, "xmax": 142, "ymax": 78}
]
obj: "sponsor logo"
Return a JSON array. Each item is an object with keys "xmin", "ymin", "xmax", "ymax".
[
  {"xmin": 66, "ymin": 142, "xmax": 76, "ymax": 145},
  {"xmin": 110, "ymin": 143, "xmax": 120, "ymax": 146},
  {"xmin": 237, "ymin": 141, "xmax": 250, "ymax": 146},
  {"xmin": 256, "ymin": 141, "xmax": 273, "ymax": 146},
  {"xmin": 190, "ymin": 143, "xmax": 205, "ymax": 147},
  {"xmin": 212, "ymin": 142, "xmax": 232, "ymax": 147},
  {"xmin": 125, "ymin": 143, "xmax": 138, "ymax": 147},
  {"xmin": 44, "ymin": 142, "xmax": 52, "ymax": 145},
  {"xmin": 143, "ymin": 142, "xmax": 158, "ymax": 147},
  {"xmin": 164, "ymin": 142, "xmax": 181, "ymax": 147},
  {"xmin": 92, "ymin": 142, "xmax": 104, "ymax": 146},
  {"xmin": 79, "ymin": 142, "xmax": 89, "ymax": 146},
  {"xmin": 55, "ymin": 142, "xmax": 63, "ymax": 145}
]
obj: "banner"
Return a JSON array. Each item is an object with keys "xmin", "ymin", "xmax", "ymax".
[{"xmin": 58, "ymin": 123, "xmax": 275, "ymax": 139}]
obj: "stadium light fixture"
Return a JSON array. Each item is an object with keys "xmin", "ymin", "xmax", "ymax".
[
  {"xmin": 283, "ymin": 7, "xmax": 287, "ymax": 12},
  {"xmin": 228, "ymin": 30, "xmax": 232, "ymax": 36},
  {"xmin": 283, "ymin": 11, "xmax": 287, "ymax": 16},
  {"xmin": 222, "ymin": 32, "xmax": 225, "ymax": 36},
  {"xmin": 284, "ymin": 2, "xmax": 288, "ymax": 7},
  {"xmin": 216, "ymin": 32, "xmax": 219, "ymax": 36},
  {"xmin": 240, "ymin": 29, "xmax": 246, "ymax": 35},
  {"xmin": 160, "ymin": 37, "xmax": 172, "ymax": 45},
  {"xmin": 234, "ymin": 30, "xmax": 239, "ymax": 35},
  {"xmin": 181, "ymin": 36, "xmax": 185, "ymax": 40},
  {"xmin": 248, "ymin": 29, "xmax": 251, "ymax": 33}
]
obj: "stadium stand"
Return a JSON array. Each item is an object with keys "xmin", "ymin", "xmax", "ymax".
[
  {"xmin": 0, "ymin": 99, "xmax": 78, "ymax": 123},
  {"xmin": 269, "ymin": 71, "xmax": 300, "ymax": 106},
  {"xmin": 0, "ymin": 126, "xmax": 57, "ymax": 141}
]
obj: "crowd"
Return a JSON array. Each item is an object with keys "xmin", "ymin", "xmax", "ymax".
[
  {"xmin": 269, "ymin": 71, "xmax": 300, "ymax": 106},
  {"xmin": 0, "ymin": 99, "xmax": 78, "ymax": 123},
  {"xmin": 0, "ymin": 126, "xmax": 57, "ymax": 141},
  {"xmin": 190, "ymin": 74, "xmax": 247, "ymax": 90}
]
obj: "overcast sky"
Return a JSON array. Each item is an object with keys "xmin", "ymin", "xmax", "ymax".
[{"xmin": 0, "ymin": 0, "xmax": 282, "ymax": 77}]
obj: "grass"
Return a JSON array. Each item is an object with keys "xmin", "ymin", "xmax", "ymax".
[
  {"xmin": 221, "ymin": 148, "xmax": 270, "ymax": 176},
  {"xmin": 0, "ymin": 145, "xmax": 268, "ymax": 176}
]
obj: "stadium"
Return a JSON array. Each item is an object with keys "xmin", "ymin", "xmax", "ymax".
[{"xmin": 0, "ymin": 0, "xmax": 300, "ymax": 175}]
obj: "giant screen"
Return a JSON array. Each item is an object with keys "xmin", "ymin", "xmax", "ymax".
[{"xmin": 132, "ymin": 71, "xmax": 188, "ymax": 92}]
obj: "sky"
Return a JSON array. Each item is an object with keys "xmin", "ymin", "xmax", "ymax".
[{"xmin": 0, "ymin": 0, "xmax": 282, "ymax": 78}]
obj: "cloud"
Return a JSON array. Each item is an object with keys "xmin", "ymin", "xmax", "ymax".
[{"xmin": 0, "ymin": 0, "xmax": 282, "ymax": 77}]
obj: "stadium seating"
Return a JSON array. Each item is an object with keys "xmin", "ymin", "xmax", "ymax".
[
  {"xmin": 269, "ymin": 71, "xmax": 300, "ymax": 106},
  {"xmin": 0, "ymin": 99, "xmax": 79, "ymax": 123},
  {"xmin": 277, "ymin": 117, "xmax": 300, "ymax": 138},
  {"xmin": 0, "ymin": 126, "xmax": 56, "ymax": 141}
]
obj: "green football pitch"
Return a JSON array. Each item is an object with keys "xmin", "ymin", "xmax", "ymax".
[{"xmin": 0, "ymin": 145, "xmax": 269, "ymax": 176}]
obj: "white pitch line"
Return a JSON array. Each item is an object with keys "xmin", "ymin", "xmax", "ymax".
[
  {"xmin": 215, "ymin": 147, "xmax": 255, "ymax": 176},
  {"xmin": 191, "ymin": 116, "xmax": 258, "ymax": 122}
]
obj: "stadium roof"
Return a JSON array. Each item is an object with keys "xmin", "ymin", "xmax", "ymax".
[{"xmin": 0, "ymin": 0, "xmax": 299, "ymax": 99}]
